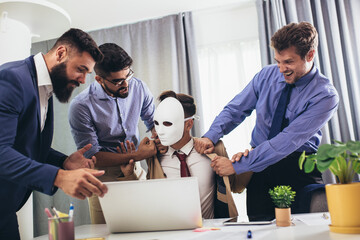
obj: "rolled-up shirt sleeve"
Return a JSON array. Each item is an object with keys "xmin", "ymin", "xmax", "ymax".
[
  {"xmin": 139, "ymin": 81, "xmax": 155, "ymax": 131},
  {"xmin": 68, "ymin": 99, "xmax": 100, "ymax": 158}
]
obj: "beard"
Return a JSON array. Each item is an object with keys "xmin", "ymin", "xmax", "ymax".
[
  {"xmin": 102, "ymin": 82, "xmax": 129, "ymax": 98},
  {"xmin": 115, "ymin": 86, "xmax": 129, "ymax": 98},
  {"xmin": 50, "ymin": 62, "xmax": 80, "ymax": 103}
]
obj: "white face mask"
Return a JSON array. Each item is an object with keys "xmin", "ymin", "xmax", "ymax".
[{"xmin": 154, "ymin": 97, "xmax": 185, "ymax": 146}]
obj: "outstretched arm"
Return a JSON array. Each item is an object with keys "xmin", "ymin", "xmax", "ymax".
[
  {"xmin": 54, "ymin": 168, "xmax": 107, "ymax": 199},
  {"xmin": 63, "ymin": 143, "xmax": 96, "ymax": 170},
  {"xmin": 232, "ymin": 92, "xmax": 339, "ymax": 174},
  {"xmin": 94, "ymin": 137, "xmax": 156, "ymax": 167}
]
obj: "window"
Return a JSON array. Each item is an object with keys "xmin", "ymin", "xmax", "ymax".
[
  {"xmin": 198, "ymin": 40, "xmax": 261, "ymax": 156},
  {"xmin": 194, "ymin": 1, "xmax": 262, "ymax": 157},
  {"xmin": 194, "ymin": 2, "xmax": 262, "ymax": 217}
]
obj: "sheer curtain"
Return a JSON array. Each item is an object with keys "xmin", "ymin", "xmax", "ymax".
[
  {"xmin": 31, "ymin": 12, "xmax": 201, "ymax": 237},
  {"xmin": 198, "ymin": 40, "xmax": 261, "ymax": 157},
  {"xmin": 256, "ymin": 0, "xmax": 360, "ymax": 183}
]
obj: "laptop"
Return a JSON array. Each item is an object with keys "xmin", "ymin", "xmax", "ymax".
[{"xmin": 98, "ymin": 177, "xmax": 203, "ymax": 233}]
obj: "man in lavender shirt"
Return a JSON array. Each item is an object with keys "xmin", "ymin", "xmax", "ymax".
[
  {"xmin": 195, "ymin": 22, "xmax": 339, "ymax": 219},
  {"xmin": 69, "ymin": 43, "xmax": 158, "ymax": 223}
]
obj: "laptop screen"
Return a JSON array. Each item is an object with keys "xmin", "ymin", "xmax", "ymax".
[{"xmin": 99, "ymin": 177, "xmax": 203, "ymax": 233}]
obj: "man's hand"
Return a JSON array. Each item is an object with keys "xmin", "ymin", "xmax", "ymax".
[
  {"xmin": 231, "ymin": 149, "xmax": 250, "ymax": 162},
  {"xmin": 116, "ymin": 142, "xmax": 135, "ymax": 177},
  {"xmin": 54, "ymin": 169, "xmax": 108, "ymax": 199},
  {"xmin": 136, "ymin": 137, "xmax": 156, "ymax": 160},
  {"xmin": 63, "ymin": 143, "xmax": 96, "ymax": 170},
  {"xmin": 151, "ymin": 127, "xmax": 168, "ymax": 154},
  {"xmin": 118, "ymin": 140, "xmax": 136, "ymax": 153},
  {"xmin": 210, "ymin": 156, "xmax": 236, "ymax": 176},
  {"xmin": 120, "ymin": 159, "xmax": 135, "ymax": 177},
  {"xmin": 194, "ymin": 137, "xmax": 214, "ymax": 154},
  {"xmin": 154, "ymin": 138, "xmax": 168, "ymax": 154},
  {"xmin": 150, "ymin": 127, "xmax": 157, "ymax": 139}
]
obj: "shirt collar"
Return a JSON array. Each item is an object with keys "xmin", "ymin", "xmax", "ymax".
[
  {"xmin": 293, "ymin": 64, "xmax": 317, "ymax": 92},
  {"xmin": 34, "ymin": 53, "xmax": 53, "ymax": 92},
  {"xmin": 277, "ymin": 63, "xmax": 317, "ymax": 93},
  {"xmin": 93, "ymin": 81, "xmax": 116, "ymax": 100},
  {"xmin": 169, "ymin": 138, "xmax": 194, "ymax": 157}
]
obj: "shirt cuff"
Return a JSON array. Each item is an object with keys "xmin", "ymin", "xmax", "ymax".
[
  {"xmin": 203, "ymin": 130, "xmax": 220, "ymax": 145},
  {"xmin": 83, "ymin": 145, "xmax": 101, "ymax": 158},
  {"xmin": 146, "ymin": 124, "xmax": 155, "ymax": 132},
  {"xmin": 46, "ymin": 165, "xmax": 62, "ymax": 195},
  {"xmin": 232, "ymin": 156, "xmax": 251, "ymax": 174}
]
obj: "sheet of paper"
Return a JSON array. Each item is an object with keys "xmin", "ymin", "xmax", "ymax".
[{"xmin": 292, "ymin": 212, "xmax": 331, "ymax": 226}]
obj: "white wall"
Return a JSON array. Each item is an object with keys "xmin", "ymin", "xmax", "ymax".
[
  {"xmin": 0, "ymin": 15, "xmax": 31, "ymax": 65},
  {"xmin": 193, "ymin": 1, "xmax": 258, "ymax": 47}
]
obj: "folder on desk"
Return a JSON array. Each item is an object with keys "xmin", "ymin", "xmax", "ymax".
[{"xmin": 99, "ymin": 177, "xmax": 203, "ymax": 233}]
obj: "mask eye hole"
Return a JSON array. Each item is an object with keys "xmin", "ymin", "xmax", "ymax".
[
  {"xmin": 163, "ymin": 121, "xmax": 173, "ymax": 127},
  {"xmin": 154, "ymin": 120, "xmax": 159, "ymax": 126}
]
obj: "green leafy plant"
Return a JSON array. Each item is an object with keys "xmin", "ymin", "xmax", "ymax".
[
  {"xmin": 269, "ymin": 185, "xmax": 296, "ymax": 208},
  {"xmin": 299, "ymin": 140, "xmax": 360, "ymax": 184}
]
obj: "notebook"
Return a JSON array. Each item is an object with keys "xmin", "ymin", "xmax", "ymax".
[{"xmin": 98, "ymin": 177, "xmax": 203, "ymax": 233}]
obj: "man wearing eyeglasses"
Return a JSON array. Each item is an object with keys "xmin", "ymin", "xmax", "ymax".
[{"xmin": 68, "ymin": 43, "xmax": 158, "ymax": 223}]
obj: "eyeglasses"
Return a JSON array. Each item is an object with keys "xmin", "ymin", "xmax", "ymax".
[{"xmin": 102, "ymin": 69, "xmax": 134, "ymax": 86}]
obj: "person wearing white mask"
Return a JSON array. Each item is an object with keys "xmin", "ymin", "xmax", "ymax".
[{"xmin": 122, "ymin": 90, "xmax": 251, "ymax": 219}]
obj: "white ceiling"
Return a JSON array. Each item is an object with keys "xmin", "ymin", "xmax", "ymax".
[
  {"xmin": 0, "ymin": 0, "xmax": 253, "ymax": 42},
  {"xmin": 44, "ymin": 0, "xmax": 252, "ymax": 40}
]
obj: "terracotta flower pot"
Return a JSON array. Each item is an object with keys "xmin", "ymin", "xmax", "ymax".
[
  {"xmin": 275, "ymin": 208, "xmax": 291, "ymax": 227},
  {"xmin": 326, "ymin": 182, "xmax": 360, "ymax": 233}
]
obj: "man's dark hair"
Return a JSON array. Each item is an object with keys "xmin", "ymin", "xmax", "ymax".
[
  {"xmin": 271, "ymin": 21, "xmax": 318, "ymax": 59},
  {"xmin": 94, "ymin": 43, "xmax": 133, "ymax": 78},
  {"xmin": 51, "ymin": 28, "xmax": 103, "ymax": 62},
  {"xmin": 158, "ymin": 90, "xmax": 196, "ymax": 118}
]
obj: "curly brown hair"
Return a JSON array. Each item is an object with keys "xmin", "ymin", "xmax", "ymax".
[{"xmin": 271, "ymin": 22, "xmax": 318, "ymax": 59}]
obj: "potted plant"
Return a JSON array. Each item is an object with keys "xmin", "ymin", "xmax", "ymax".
[
  {"xmin": 269, "ymin": 185, "xmax": 296, "ymax": 227},
  {"xmin": 299, "ymin": 140, "xmax": 360, "ymax": 233}
]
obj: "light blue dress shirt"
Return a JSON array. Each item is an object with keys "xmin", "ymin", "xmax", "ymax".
[
  {"xmin": 203, "ymin": 64, "xmax": 339, "ymax": 174},
  {"xmin": 69, "ymin": 78, "xmax": 155, "ymax": 158}
]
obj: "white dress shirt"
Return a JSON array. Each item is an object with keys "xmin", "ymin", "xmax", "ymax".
[
  {"xmin": 34, "ymin": 53, "xmax": 53, "ymax": 132},
  {"xmin": 159, "ymin": 138, "xmax": 215, "ymax": 219}
]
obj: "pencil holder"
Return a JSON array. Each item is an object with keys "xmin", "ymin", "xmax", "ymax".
[{"xmin": 48, "ymin": 217, "xmax": 74, "ymax": 240}]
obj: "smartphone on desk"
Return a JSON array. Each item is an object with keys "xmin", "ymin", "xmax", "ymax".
[{"xmin": 223, "ymin": 216, "xmax": 275, "ymax": 226}]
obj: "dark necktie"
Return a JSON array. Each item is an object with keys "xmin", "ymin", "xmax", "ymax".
[
  {"xmin": 174, "ymin": 151, "xmax": 191, "ymax": 177},
  {"xmin": 268, "ymin": 83, "xmax": 294, "ymax": 140}
]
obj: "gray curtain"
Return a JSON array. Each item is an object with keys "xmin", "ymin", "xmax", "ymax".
[
  {"xmin": 256, "ymin": 0, "xmax": 360, "ymax": 183},
  {"xmin": 31, "ymin": 12, "xmax": 201, "ymax": 237}
]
